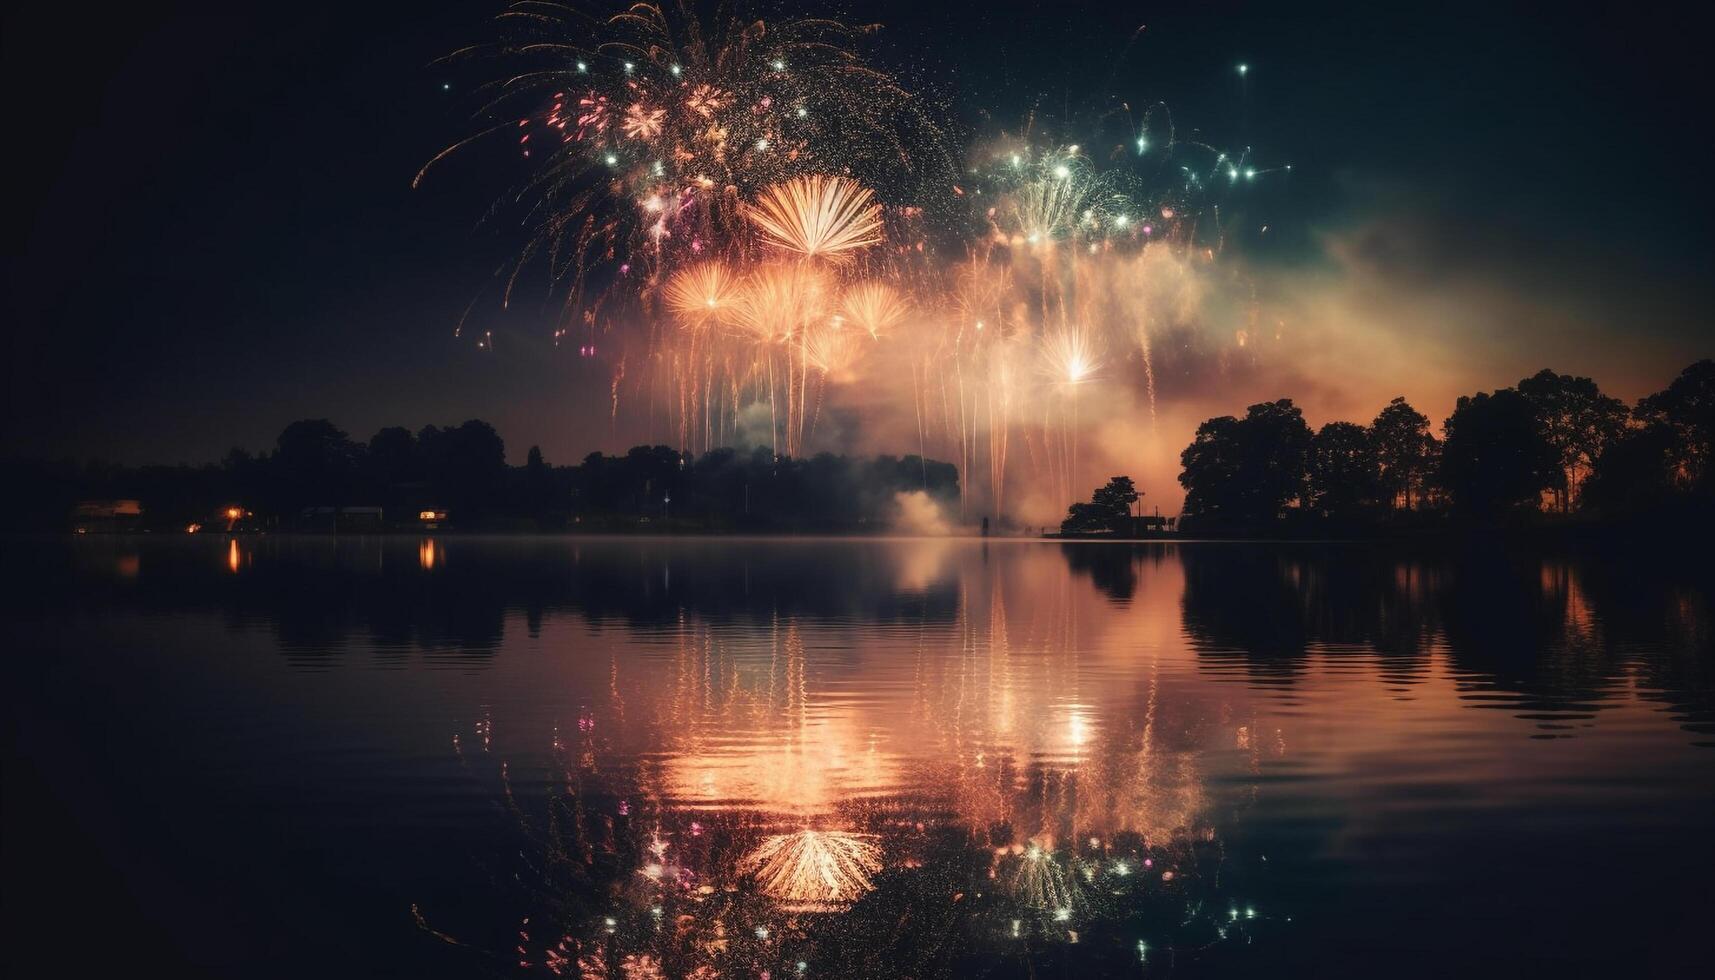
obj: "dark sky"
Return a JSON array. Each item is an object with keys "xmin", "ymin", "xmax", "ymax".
[{"xmin": 5, "ymin": 0, "xmax": 1711, "ymax": 465}]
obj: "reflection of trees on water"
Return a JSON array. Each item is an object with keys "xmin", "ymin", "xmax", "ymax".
[
  {"xmin": 28, "ymin": 536, "xmax": 1711, "ymax": 971},
  {"xmin": 27, "ymin": 537, "xmax": 1712, "ymax": 744},
  {"xmin": 1175, "ymin": 544, "xmax": 1715, "ymax": 740},
  {"xmin": 13, "ymin": 537, "xmax": 963, "ymax": 661},
  {"xmin": 1059, "ymin": 542, "xmax": 1172, "ymax": 602}
]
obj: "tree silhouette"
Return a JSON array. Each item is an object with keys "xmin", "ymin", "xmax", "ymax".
[
  {"xmin": 1634, "ymin": 359, "xmax": 1715, "ymax": 494},
  {"xmin": 418, "ymin": 420, "xmax": 507, "ymax": 517},
  {"xmin": 1582, "ymin": 422, "xmax": 1683, "ymax": 515},
  {"xmin": 1440, "ymin": 389, "xmax": 1558, "ymax": 517},
  {"xmin": 1179, "ymin": 399, "xmax": 1312, "ymax": 527},
  {"xmin": 1307, "ymin": 421, "xmax": 1381, "ymax": 516},
  {"xmin": 1061, "ymin": 476, "xmax": 1141, "ymax": 534},
  {"xmin": 1516, "ymin": 369, "xmax": 1629, "ymax": 511},
  {"xmin": 1370, "ymin": 397, "xmax": 1437, "ymax": 509},
  {"xmin": 273, "ymin": 419, "xmax": 360, "ymax": 508}
]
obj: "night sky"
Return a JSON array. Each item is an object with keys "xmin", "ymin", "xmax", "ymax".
[{"xmin": 5, "ymin": 0, "xmax": 1711, "ymax": 466}]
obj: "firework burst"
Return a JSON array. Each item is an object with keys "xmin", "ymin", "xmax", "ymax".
[
  {"xmin": 746, "ymin": 175, "xmax": 885, "ymax": 262},
  {"xmin": 426, "ymin": 3, "xmax": 1290, "ymax": 524},
  {"xmin": 803, "ymin": 317, "xmax": 868, "ymax": 381},
  {"xmin": 840, "ymin": 281, "xmax": 911, "ymax": 339},
  {"xmin": 663, "ymin": 262, "xmax": 740, "ymax": 330},
  {"xmin": 730, "ymin": 262, "xmax": 832, "ymax": 345},
  {"xmin": 420, "ymin": 1, "xmax": 945, "ymax": 320},
  {"xmin": 1041, "ymin": 328, "xmax": 1102, "ymax": 386}
]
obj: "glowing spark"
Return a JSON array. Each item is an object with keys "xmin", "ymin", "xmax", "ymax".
[{"xmin": 575, "ymin": 92, "xmax": 611, "ymax": 137}]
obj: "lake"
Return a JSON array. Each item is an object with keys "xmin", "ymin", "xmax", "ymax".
[{"xmin": 3, "ymin": 535, "xmax": 1712, "ymax": 978}]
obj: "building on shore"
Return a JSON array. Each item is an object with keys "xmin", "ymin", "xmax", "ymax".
[{"xmin": 71, "ymin": 499, "xmax": 143, "ymax": 534}]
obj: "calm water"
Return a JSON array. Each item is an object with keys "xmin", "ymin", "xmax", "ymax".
[{"xmin": 4, "ymin": 535, "xmax": 1713, "ymax": 978}]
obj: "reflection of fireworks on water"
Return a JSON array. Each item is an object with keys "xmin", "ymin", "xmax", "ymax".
[
  {"xmin": 1003, "ymin": 841, "xmax": 1083, "ymax": 913},
  {"xmin": 740, "ymin": 829, "xmax": 883, "ymax": 911},
  {"xmin": 423, "ymin": 598, "xmax": 1282, "ymax": 974}
]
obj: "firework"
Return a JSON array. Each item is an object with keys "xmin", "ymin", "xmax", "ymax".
[
  {"xmin": 746, "ymin": 175, "xmax": 885, "ymax": 262},
  {"xmin": 840, "ymin": 281, "xmax": 911, "ymax": 339},
  {"xmin": 663, "ymin": 262, "xmax": 740, "ymax": 330},
  {"xmin": 730, "ymin": 262, "xmax": 832, "ymax": 345},
  {"xmin": 998, "ymin": 150, "xmax": 1122, "ymax": 244},
  {"xmin": 1041, "ymin": 328, "xmax": 1101, "ymax": 386},
  {"xmin": 421, "ymin": 1, "xmax": 944, "ymax": 319},
  {"xmin": 803, "ymin": 316, "xmax": 868, "ymax": 380},
  {"xmin": 427, "ymin": 3, "xmax": 1290, "ymax": 525}
]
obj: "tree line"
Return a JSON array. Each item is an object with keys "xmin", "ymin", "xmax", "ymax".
[
  {"xmin": 1174, "ymin": 359, "xmax": 1714, "ymax": 532},
  {"xmin": 4, "ymin": 418, "xmax": 959, "ymax": 533}
]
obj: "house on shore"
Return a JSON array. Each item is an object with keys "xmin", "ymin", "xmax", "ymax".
[{"xmin": 71, "ymin": 499, "xmax": 143, "ymax": 533}]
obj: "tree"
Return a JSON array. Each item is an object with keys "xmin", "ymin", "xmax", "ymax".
[
  {"xmin": 1581, "ymin": 422, "xmax": 1683, "ymax": 515},
  {"xmin": 1179, "ymin": 399, "xmax": 1313, "ymax": 526},
  {"xmin": 419, "ymin": 420, "xmax": 507, "ymax": 515},
  {"xmin": 273, "ymin": 419, "xmax": 360, "ymax": 507},
  {"xmin": 365, "ymin": 426, "xmax": 420, "ymax": 492},
  {"xmin": 522, "ymin": 445, "xmax": 555, "ymax": 516},
  {"xmin": 1633, "ymin": 359, "xmax": 1715, "ymax": 494},
  {"xmin": 1370, "ymin": 397, "xmax": 1436, "ymax": 509},
  {"xmin": 1061, "ymin": 476, "xmax": 1140, "ymax": 534},
  {"xmin": 1307, "ymin": 421, "xmax": 1380, "ymax": 516},
  {"xmin": 1439, "ymin": 389, "xmax": 1558, "ymax": 518},
  {"xmin": 1516, "ymin": 369, "xmax": 1629, "ymax": 511},
  {"xmin": 1179, "ymin": 415, "xmax": 1243, "ymax": 522}
]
